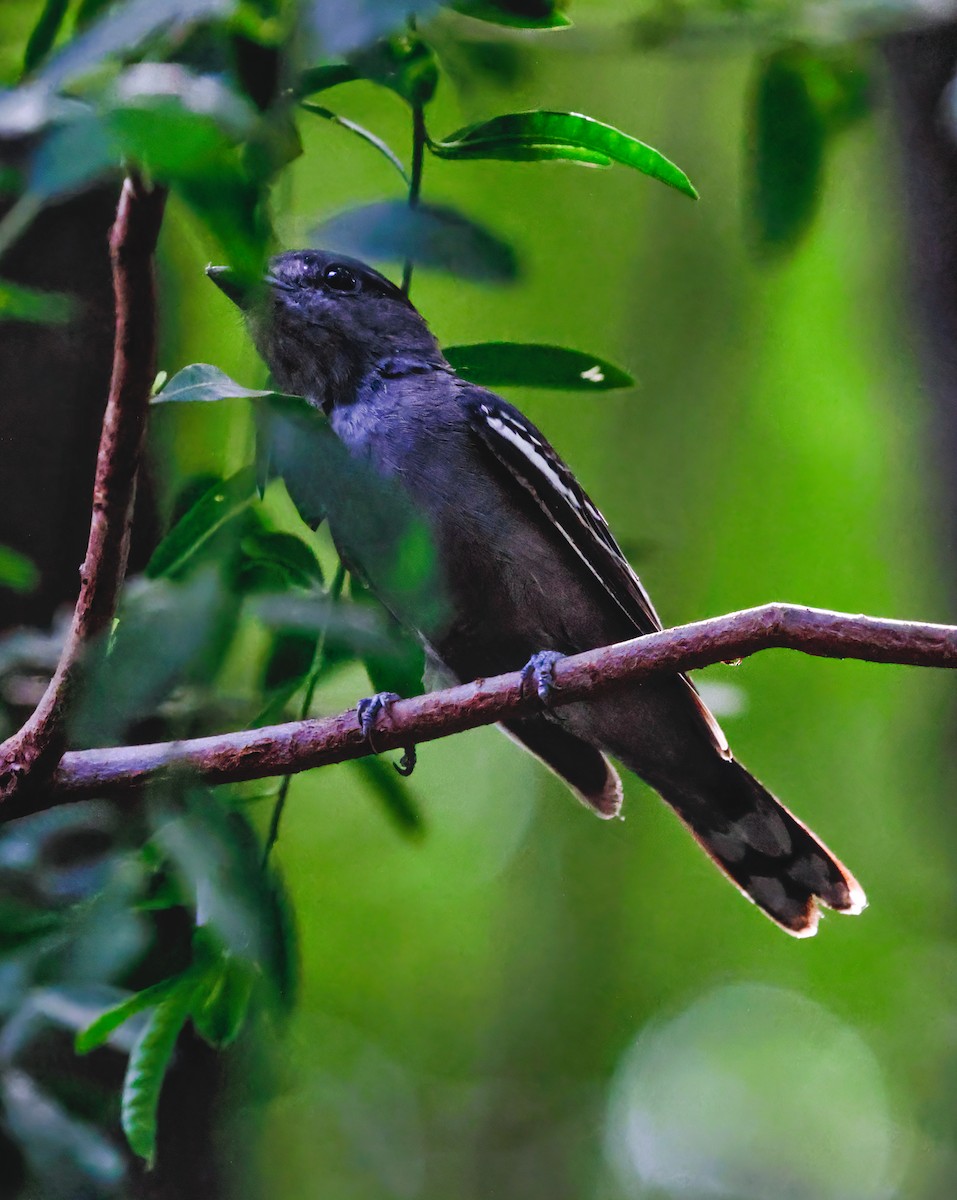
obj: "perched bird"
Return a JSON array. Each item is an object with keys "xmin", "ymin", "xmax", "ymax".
[{"xmin": 208, "ymin": 249, "xmax": 866, "ymax": 937}]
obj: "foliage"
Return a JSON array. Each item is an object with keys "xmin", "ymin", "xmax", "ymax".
[{"xmin": 0, "ymin": 0, "xmax": 924, "ymax": 1196}]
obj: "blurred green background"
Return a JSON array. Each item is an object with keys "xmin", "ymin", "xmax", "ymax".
[{"xmin": 4, "ymin": 2, "xmax": 957, "ymax": 1197}]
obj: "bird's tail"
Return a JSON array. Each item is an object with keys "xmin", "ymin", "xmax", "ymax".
[{"xmin": 648, "ymin": 755, "xmax": 867, "ymax": 937}]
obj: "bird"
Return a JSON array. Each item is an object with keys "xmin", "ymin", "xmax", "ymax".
[{"xmin": 207, "ymin": 249, "xmax": 866, "ymax": 937}]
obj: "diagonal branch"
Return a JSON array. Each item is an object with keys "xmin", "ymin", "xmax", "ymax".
[
  {"xmin": 17, "ymin": 602, "xmax": 955, "ymax": 809},
  {"xmin": 0, "ymin": 175, "xmax": 167, "ymax": 804}
]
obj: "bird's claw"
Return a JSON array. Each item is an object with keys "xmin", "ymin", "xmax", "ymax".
[
  {"xmin": 394, "ymin": 745, "xmax": 417, "ymax": 777},
  {"xmin": 357, "ymin": 691, "xmax": 401, "ymax": 751},
  {"xmin": 521, "ymin": 650, "xmax": 565, "ymax": 706}
]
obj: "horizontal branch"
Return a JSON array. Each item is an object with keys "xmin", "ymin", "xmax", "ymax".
[{"xmin": 20, "ymin": 602, "xmax": 954, "ymax": 810}]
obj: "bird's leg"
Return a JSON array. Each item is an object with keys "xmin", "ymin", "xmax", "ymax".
[
  {"xmin": 520, "ymin": 650, "xmax": 565, "ymax": 706},
  {"xmin": 356, "ymin": 691, "xmax": 402, "ymax": 752}
]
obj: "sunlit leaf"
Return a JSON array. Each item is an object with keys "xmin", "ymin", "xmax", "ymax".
[
  {"xmin": 445, "ymin": 342, "xmax": 634, "ymax": 390},
  {"xmin": 0, "ymin": 279, "xmax": 74, "ymax": 325},
  {"xmin": 430, "ymin": 110, "xmax": 698, "ymax": 198},
  {"xmin": 349, "ymin": 758, "xmax": 424, "ymax": 837},
  {"xmin": 315, "ymin": 200, "xmax": 519, "ymax": 282},
  {"xmin": 0, "ymin": 544, "xmax": 39, "ymax": 592},
  {"xmin": 75, "ymin": 973, "xmax": 192, "ymax": 1055},
  {"xmin": 448, "ymin": 0, "xmax": 571, "ymax": 28},
  {"xmin": 23, "ymin": 0, "xmax": 71, "ymax": 74},
  {"xmin": 121, "ymin": 977, "xmax": 197, "ymax": 1164},
  {"xmin": 147, "ymin": 467, "xmax": 258, "ymax": 579}
]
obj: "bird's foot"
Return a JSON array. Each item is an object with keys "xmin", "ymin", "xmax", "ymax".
[
  {"xmin": 395, "ymin": 745, "xmax": 417, "ymax": 777},
  {"xmin": 356, "ymin": 691, "xmax": 401, "ymax": 752},
  {"xmin": 521, "ymin": 651, "xmax": 565, "ymax": 706}
]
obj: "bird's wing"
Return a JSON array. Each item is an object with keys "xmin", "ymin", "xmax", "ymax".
[
  {"xmin": 463, "ymin": 389, "xmax": 732, "ymax": 760},
  {"xmin": 463, "ymin": 391, "xmax": 663, "ymax": 635}
]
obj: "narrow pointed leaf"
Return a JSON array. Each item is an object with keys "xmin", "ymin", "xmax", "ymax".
[
  {"xmin": 300, "ymin": 104, "xmax": 408, "ymax": 181},
  {"xmin": 121, "ymin": 979, "xmax": 197, "ymax": 1164},
  {"xmin": 146, "ymin": 466, "xmax": 258, "ymax": 579},
  {"xmin": 23, "ymin": 0, "xmax": 71, "ymax": 74},
  {"xmin": 430, "ymin": 110, "xmax": 698, "ymax": 198},
  {"xmin": 445, "ymin": 342, "xmax": 634, "ymax": 390},
  {"xmin": 75, "ymin": 973, "xmax": 191, "ymax": 1055}
]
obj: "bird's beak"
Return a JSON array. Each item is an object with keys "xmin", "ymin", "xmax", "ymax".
[{"xmin": 205, "ymin": 264, "xmax": 249, "ymax": 307}]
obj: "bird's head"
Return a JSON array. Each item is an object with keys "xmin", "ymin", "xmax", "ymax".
[{"xmin": 206, "ymin": 250, "xmax": 446, "ymax": 410}]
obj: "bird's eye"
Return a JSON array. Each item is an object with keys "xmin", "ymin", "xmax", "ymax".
[{"xmin": 323, "ymin": 265, "xmax": 361, "ymax": 294}]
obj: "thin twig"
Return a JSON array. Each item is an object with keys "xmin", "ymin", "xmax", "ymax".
[
  {"xmin": 0, "ymin": 174, "xmax": 167, "ymax": 804},
  {"xmin": 262, "ymin": 560, "xmax": 347, "ymax": 863},
  {"xmin": 21, "ymin": 602, "xmax": 957, "ymax": 810},
  {"xmin": 401, "ymin": 100, "xmax": 427, "ymax": 297}
]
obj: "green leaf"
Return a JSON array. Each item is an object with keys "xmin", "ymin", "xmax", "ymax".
[
  {"xmin": 300, "ymin": 104, "xmax": 408, "ymax": 181},
  {"xmin": 350, "ymin": 34, "xmax": 440, "ymax": 107},
  {"xmin": 42, "ymin": 0, "xmax": 232, "ymax": 92},
  {"xmin": 296, "ymin": 63, "xmax": 361, "ymax": 97},
  {"xmin": 430, "ymin": 110, "xmax": 698, "ymax": 198},
  {"xmin": 147, "ymin": 466, "xmax": 258, "ymax": 579},
  {"xmin": 22, "ymin": 66, "xmax": 270, "ymax": 279},
  {"xmin": 191, "ymin": 954, "xmax": 255, "ymax": 1048},
  {"xmin": 75, "ymin": 973, "xmax": 191, "ymax": 1055},
  {"xmin": 448, "ymin": 0, "xmax": 570, "ymax": 28},
  {"xmin": 747, "ymin": 46, "xmax": 871, "ymax": 259},
  {"xmin": 0, "ymin": 278, "xmax": 74, "ymax": 324},
  {"xmin": 237, "ymin": 529, "xmax": 325, "ymax": 591},
  {"xmin": 349, "ymin": 757, "xmax": 424, "ymax": 837},
  {"xmin": 256, "ymin": 398, "xmax": 447, "ymax": 633},
  {"xmin": 153, "ymin": 363, "xmax": 286, "ymax": 405},
  {"xmin": 444, "ymin": 342, "xmax": 634, "ymax": 390},
  {"xmin": 151, "ymin": 793, "xmax": 293, "ymax": 999},
  {"xmin": 0, "ymin": 544, "xmax": 39, "ymax": 592},
  {"xmin": 23, "ymin": 0, "xmax": 71, "ymax": 74},
  {"xmin": 71, "ymin": 570, "xmax": 234, "ymax": 746},
  {"xmin": 121, "ymin": 978, "xmax": 197, "ymax": 1164},
  {"xmin": 315, "ymin": 200, "xmax": 519, "ymax": 282},
  {"xmin": 748, "ymin": 49, "xmax": 826, "ymax": 257}
]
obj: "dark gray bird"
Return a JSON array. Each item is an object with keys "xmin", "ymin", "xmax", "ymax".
[{"xmin": 208, "ymin": 249, "xmax": 866, "ymax": 937}]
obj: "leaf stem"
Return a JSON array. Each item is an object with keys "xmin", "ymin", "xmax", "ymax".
[
  {"xmin": 401, "ymin": 100, "xmax": 427, "ymax": 297},
  {"xmin": 262, "ymin": 559, "xmax": 347, "ymax": 864}
]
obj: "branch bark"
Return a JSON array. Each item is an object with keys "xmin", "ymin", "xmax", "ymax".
[
  {"xmin": 21, "ymin": 602, "xmax": 955, "ymax": 808},
  {"xmin": 0, "ymin": 174, "xmax": 167, "ymax": 803}
]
